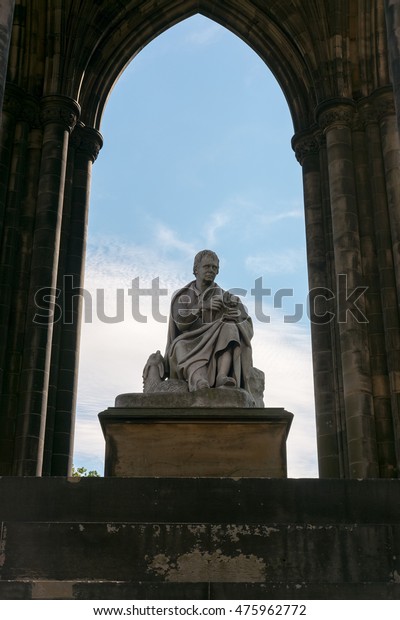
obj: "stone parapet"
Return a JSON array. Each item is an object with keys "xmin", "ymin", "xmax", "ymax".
[{"xmin": 1, "ymin": 478, "xmax": 400, "ymax": 599}]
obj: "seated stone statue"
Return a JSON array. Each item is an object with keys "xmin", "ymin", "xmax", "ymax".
[
  {"xmin": 164, "ymin": 249, "xmax": 254, "ymax": 392},
  {"xmin": 142, "ymin": 249, "xmax": 266, "ymax": 408}
]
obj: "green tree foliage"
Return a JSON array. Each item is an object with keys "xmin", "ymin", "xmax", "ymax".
[{"xmin": 72, "ymin": 465, "xmax": 100, "ymax": 477}]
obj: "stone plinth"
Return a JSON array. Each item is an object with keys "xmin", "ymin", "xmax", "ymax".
[
  {"xmin": 99, "ymin": 404, "xmax": 293, "ymax": 478},
  {"xmin": 115, "ymin": 387, "xmax": 256, "ymax": 409}
]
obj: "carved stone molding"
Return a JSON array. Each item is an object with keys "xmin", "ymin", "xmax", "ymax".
[
  {"xmin": 2, "ymin": 82, "xmax": 23, "ymax": 119},
  {"xmin": 2, "ymin": 83, "xmax": 42, "ymax": 127},
  {"xmin": 291, "ymin": 126, "xmax": 321, "ymax": 164},
  {"xmin": 351, "ymin": 112, "xmax": 365, "ymax": 133},
  {"xmin": 374, "ymin": 94, "xmax": 396, "ymax": 120},
  {"xmin": 358, "ymin": 101, "xmax": 379, "ymax": 127},
  {"xmin": 20, "ymin": 96, "xmax": 41, "ymax": 128},
  {"xmin": 316, "ymin": 98, "xmax": 356, "ymax": 132},
  {"xmin": 40, "ymin": 95, "xmax": 81, "ymax": 132},
  {"xmin": 357, "ymin": 89, "xmax": 396, "ymax": 126},
  {"xmin": 71, "ymin": 123, "xmax": 104, "ymax": 162},
  {"xmin": 316, "ymin": 131, "xmax": 327, "ymax": 149}
]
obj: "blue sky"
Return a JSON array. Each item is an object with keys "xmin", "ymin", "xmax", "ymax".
[{"xmin": 74, "ymin": 15, "xmax": 318, "ymax": 477}]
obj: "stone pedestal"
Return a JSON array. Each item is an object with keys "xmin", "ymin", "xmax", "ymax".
[{"xmin": 99, "ymin": 393, "xmax": 293, "ymax": 477}]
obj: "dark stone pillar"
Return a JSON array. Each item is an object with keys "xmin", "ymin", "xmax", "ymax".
[
  {"xmin": 0, "ymin": 123, "xmax": 42, "ymax": 475},
  {"xmin": 44, "ymin": 124, "xmax": 103, "ymax": 476},
  {"xmin": 374, "ymin": 89, "xmax": 400, "ymax": 470},
  {"xmin": 0, "ymin": 84, "xmax": 20, "ymax": 403},
  {"xmin": 13, "ymin": 95, "xmax": 80, "ymax": 476},
  {"xmin": 292, "ymin": 129, "xmax": 342, "ymax": 477},
  {"xmin": 0, "ymin": 85, "xmax": 25, "ymax": 473},
  {"xmin": 317, "ymin": 99, "xmax": 379, "ymax": 478},
  {"xmin": 376, "ymin": 90, "xmax": 400, "ymax": 292},
  {"xmin": 352, "ymin": 107, "xmax": 397, "ymax": 477},
  {"xmin": 385, "ymin": 0, "xmax": 400, "ymax": 135},
  {"xmin": 0, "ymin": 0, "xmax": 15, "ymax": 125},
  {"xmin": 361, "ymin": 98, "xmax": 400, "ymax": 478}
]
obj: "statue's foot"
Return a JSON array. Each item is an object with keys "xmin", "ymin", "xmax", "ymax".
[
  {"xmin": 194, "ymin": 378, "xmax": 210, "ymax": 390},
  {"xmin": 216, "ymin": 375, "xmax": 236, "ymax": 388}
]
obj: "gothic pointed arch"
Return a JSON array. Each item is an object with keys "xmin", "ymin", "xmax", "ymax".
[{"xmin": 64, "ymin": 0, "xmax": 318, "ymax": 131}]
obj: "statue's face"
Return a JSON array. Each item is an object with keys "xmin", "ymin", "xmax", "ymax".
[{"xmin": 196, "ymin": 254, "xmax": 219, "ymax": 284}]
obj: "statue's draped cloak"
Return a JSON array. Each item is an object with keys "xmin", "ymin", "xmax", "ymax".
[{"xmin": 165, "ymin": 281, "xmax": 254, "ymax": 392}]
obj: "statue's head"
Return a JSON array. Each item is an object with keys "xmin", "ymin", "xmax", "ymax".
[{"xmin": 193, "ymin": 250, "xmax": 219, "ymax": 277}]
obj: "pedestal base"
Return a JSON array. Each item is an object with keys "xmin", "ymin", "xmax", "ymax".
[{"xmin": 99, "ymin": 408, "xmax": 293, "ymax": 477}]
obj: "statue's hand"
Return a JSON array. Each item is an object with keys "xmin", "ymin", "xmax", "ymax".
[
  {"xmin": 223, "ymin": 306, "xmax": 241, "ymax": 321},
  {"xmin": 202, "ymin": 297, "xmax": 223, "ymax": 312}
]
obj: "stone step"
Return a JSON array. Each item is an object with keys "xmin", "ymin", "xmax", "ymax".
[
  {"xmin": 1, "ymin": 579, "xmax": 400, "ymax": 600},
  {"xmin": 1, "ymin": 520, "xmax": 400, "ymax": 584},
  {"xmin": 1, "ymin": 477, "xmax": 400, "ymax": 524}
]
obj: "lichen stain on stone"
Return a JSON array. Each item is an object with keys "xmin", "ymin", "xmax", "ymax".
[
  {"xmin": 390, "ymin": 570, "xmax": 400, "ymax": 583},
  {"xmin": 147, "ymin": 553, "xmax": 175, "ymax": 576},
  {"xmin": 187, "ymin": 524, "xmax": 207, "ymax": 535},
  {"xmin": 291, "ymin": 524, "xmax": 338, "ymax": 531},
  {"xmin": 213, "ymin": 524, "xmax": 280, "ymax": 543},
  {"xmin": 66, "ymin": 477, "xmax": 81, "ymax": 484},
  {"xmin": 147, "ymin": 549, "xmax": 266, "ymax": 583}
]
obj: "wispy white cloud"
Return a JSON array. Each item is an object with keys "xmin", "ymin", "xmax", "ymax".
[
  {"xmin": 246, "ymin": 248, "xmax": 306, "ymax": 275},
  {"xmin": 155, "ymin": 223, "xmax": 197, "ymax": 258},
  {"xmin": 203, "ymin": 210, "xmax": 230, "ymax": 246},
  {"xmin": 184, "ymin": 22, "xmax": 222, "ymax": 47},
  {"xmin": 233, "ymin": 200, "xmax": 302, "ymax": 229},
  {"xmin": 205, "ymin": 198, "xmax": 303, "ymax": 237},
  {"xmin": 260, "ymin": 209, "xmax": 303, "ymax": 226}
]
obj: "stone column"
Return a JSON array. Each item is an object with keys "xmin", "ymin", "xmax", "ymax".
[
  {"xmin": 360, "ymin": 99, "xmax": 400, "ymax": 477},
  {"xmin": 0, "ymin": 84, "xmax": 20, "ymax": 406},
  {"xmin": 353, "ymin": 106, "xmax": 397, "ymax": 477},
  {"xmin": 374, "ymin": 89, "xmax": 400, "ymax": 469},
  {"xmin": 0, "ymin": 86, "xmax": 27, "ymax": 474},
  {"xmin": 317, "ymin": 99, "xmax": 379, "ymax": 478},
  {"xmin": 47, "ymin": 124, "xmax": 102, "ymax": 476},
  {"xmin": 292, "ymin": 129, "xmax": 342, "ymax": 477},
  {"xmin": 13, "ymin": 95, "xmax": 80, "ymax": 476},
  {"xmin": 385, "ymin": 0, "xmax": 400, "ymax": 135},
  {"xmin": 41, "ymin": 138, "xmax": 76, "ymax": 476},
  {"xmin": 0, "ymin": 121, "xmax": 42, "ymax": 476},
  {"xmin": 0, "ymin": 0, "xmax": 15, "ymax": 126},
  {"xmin": 376, "ymin": 90, "xmax": 400, "ymax": 294}
]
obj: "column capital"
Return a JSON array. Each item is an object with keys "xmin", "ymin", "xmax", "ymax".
[
  {"xmin": 357, "ymin": 88, "xmax": 396, "ymax": 124},
  {"xmin": 70, "ymin": 123, "xmax": 104, "ymax": 162},
  {"xmin": 291, "ymin": 126, "xmax": 321, "ymax": 165},
  {"xmin": 316, "ymin": 98, "xmax": 356, "ymax": 131},
  {"xmin": 372, "ymin": 87, "xmax": 396, "ymax": 120},
  {"xmin": 357, "ymin": 100, "xmax": 379, "ymax": 127},
  {"xmin": 40, "ymin": 95, "xmax": 81, "ymax": 132},
  {"xmin": 351, "ymin": 111, "xmax": 365, "ymax": 133}
]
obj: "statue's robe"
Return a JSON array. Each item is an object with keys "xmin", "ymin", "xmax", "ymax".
[{"xmin": 164, "ymin": 281, "xmax": 254, "ymax": 392}]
